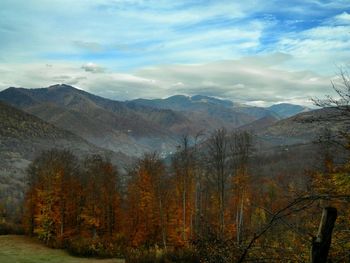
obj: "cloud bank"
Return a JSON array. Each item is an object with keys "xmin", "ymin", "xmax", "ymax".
[
  {"xmin": 0, "ymin": 53, "xmax": 332, "ymax": 106},
  {"xmin": 0, "ymin": 1, "xmax": 349, "ymax": 105}
]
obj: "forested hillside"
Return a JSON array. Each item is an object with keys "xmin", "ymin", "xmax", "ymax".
[
  {"xmin": 0, "ymin": 101, "xmax": 131, "ymax": 221},
  {"xmin": 0, "ymin": 81, "xmax": 349, "ymax": 262},
  {"xmin": 20, "ymin": 128, "xmax": 349, "ymax": 262}
]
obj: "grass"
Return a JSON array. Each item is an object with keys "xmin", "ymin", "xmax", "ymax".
[{"xmin": 0, "ymin": 235, "xmax": 125, "ymax": 263}]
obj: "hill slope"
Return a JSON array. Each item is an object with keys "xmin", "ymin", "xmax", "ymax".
[
  {"xmin": 0, "ymin": 102, "xmax": 131, "ymax": 212},
  {"xmin": 237, "ymin": 115, "xmax": 279, "ymax": 132},
  {"xmin": 0, "ymin": 85, "xmax": 182, "ymax": 156},
  {"xmin": 257, "ymin": 107, "xmax": 349, "ymax": 146}
]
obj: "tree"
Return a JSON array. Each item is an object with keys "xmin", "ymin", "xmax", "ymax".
[
  {"xmin": 312, "ymin": 68, "xmax": 350, "ymax": 119},
  {"xmin": 80, "ymin": 155, "xmax": 121, "ymax": 239},
  {"xmin": 170, "ymin": 135, "xmax": 196, "ymax": 246},
  {"xmin": 310, "ymin": 68, "xmax": 350, "ymax": 260},
  {"xmin": 312, "ymin": 68, "xmax": 350, "ymax": 150},
  {"xmin": 125, "ymin": 153, "xmax": 167, "ymax": 248},
  {"xmin": 228, "ymin": 131, "xmax": 253, "ymax": 244},
  {"xmin": 24, "ymin": 149, "xmax": 80, "ymax": 245},
  {"xmin": 206, "ymin": 128, "xmax": 229, "ymax": 237}
]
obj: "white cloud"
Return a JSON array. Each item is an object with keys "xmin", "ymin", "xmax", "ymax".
[
  {"xmin": 0, "ymin": 53, "xmax": 334, "ymax": 106},
  {"xmin": 331, "ymin": 12, "xmax": 350, "ymax": 25},
  {"xmin": 274, "ymin": 12, "xmax": 350, "ymax": 74},
  {"xmin": 81, "ymin": 62, "xmax": 106, "ymax": 73},
  {"xmin": 0, "ymin": 0, "xmax": 348, "ymax": 106}
]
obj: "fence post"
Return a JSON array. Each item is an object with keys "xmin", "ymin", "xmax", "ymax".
[{"xmin": 311, "ymin": 207, "xmax": 337, "ymax": 263}]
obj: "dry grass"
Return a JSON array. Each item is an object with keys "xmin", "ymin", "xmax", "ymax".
[{"xmin": 0, "ymin": 235, "xmax": 125, "ymax": 263}]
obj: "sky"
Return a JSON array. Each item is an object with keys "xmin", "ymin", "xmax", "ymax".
[{"xmin": 0, "ymin": 0, "xmax": 350, "ymax": 106}]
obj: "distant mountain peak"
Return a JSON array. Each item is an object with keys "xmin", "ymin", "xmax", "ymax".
[
  {"xmin": 268, "ymin": 103, "xmax": 310, "ymax": 118},
  {"xmin": 160, "ymin": 94, "xmax": 237, "ymax": 108},
  {"xmin": 190, "ymin": 95, "xmax": 235, "ymax": 107},
  {"xmin": 164, "ymin": 94, "xmax": 190, "ymax": 102},
  {"xmin": 42, "ymin": 84, "xmax": 81, "ymax": 92},
  {"xmin": 48, "ymin": 83, "xmax": 69, "ymax": 88}
]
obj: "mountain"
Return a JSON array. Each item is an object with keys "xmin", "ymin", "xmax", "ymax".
[
  {"xmin": 191, "ymin": 95, "xmax": 236, "ymax": 107},
  {"xmin": 0, "ymin": 85, "xmax": 278, "ymax": 157},
  {"xmin": 0, "ymin": 85, "xmax": 345, "ymax": 218},
  {"xmin": 0, "ymin": 85, "xmax": 184, "ymax": 157},
  {"xmin": 237, "ymin": 115, "xmax": 280, "ymax": 133},
  {"xmin": 132, "ymin": 94, "xmax": 237, "ymax": 111},
  {"xmin": 257, "ymin": 107, "xmax": 349, "ymax": 147},
  {"xmin": 268, "ymin": 103, "xmax": 310, "ymax": 118},
  {"xmin": 0, "ymin": 101, "xmax": 131, "ymax": 207},
  {"xmin": 233, "ymin": 105, "xmax": 280, "ymax": 120},
  {"xmin": 0, "ymin": 85, "xmax": 313, "ymax": 158},
  {"xmin": 131, "ymin": 95, "xmax": 263, "ymax": 129},
  {"xmin": 131, "ymin": 95, "xmax": 309, "ymax": 127},
  {"xmin": 248, "ymin": 107, "xmax": 349, "ymax": 179}
]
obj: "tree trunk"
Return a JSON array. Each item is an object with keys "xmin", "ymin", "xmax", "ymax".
[
  {"xmin": 236, "ymin": 193, "xmax": 244, "ymax": 244},
  {"xmin": 159, "ymin": 198, "xmax": 167, "ymax": 250},
  {"xmin": 183, "ymin": 175, "xmax": 187, "ymax": 242}
]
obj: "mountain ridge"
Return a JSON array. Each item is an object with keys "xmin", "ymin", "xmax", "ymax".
[{"xmin": 0, "ymin": 84, "xmax": 312, "ymax": 157}]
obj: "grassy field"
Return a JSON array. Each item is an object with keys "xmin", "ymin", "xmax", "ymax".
[{"xmin": 0, "ymin": 235, "xmax": 125, "ymax": 263}]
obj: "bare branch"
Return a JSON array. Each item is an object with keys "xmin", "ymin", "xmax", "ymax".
[{"xmin": 237, "ymin": 194, "xmax": 350, "ymax": 263}]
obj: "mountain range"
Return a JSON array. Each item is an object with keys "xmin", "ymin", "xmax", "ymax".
[
  {"xmin": 1, "ymin": 83, "xmax": 347, "ymax": 209},
  {"xmin": 0, "ymin": 84, "xmax": 310, "ymax": 157}
]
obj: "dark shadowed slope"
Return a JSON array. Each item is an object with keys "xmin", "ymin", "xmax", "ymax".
[{"xmin": 0, "ymin": 101, "xmax": 131, "ymax": 207}]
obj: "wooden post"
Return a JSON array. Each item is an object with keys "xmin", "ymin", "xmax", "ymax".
[{"xmin": 311, "ymin": 207, "xmax": 337, "ymax": 263}]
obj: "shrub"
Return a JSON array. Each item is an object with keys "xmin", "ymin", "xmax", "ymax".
[
  {"xmin": 125, "ymin": 248, "xmax": 161, "ymax": 263},
  {"xmin": 193, "ymin": 231, "xmax": 239, "ymax": 263},
  {"xmin": 0, "ymin": 222, "xmax": 25, "ymax": 235},
  {"xmin": 165, "ymin": 248, "xmax": 200, "ymax": 263},
  {"xmin": 125, "ymin": 247, "xmax": 199, "ymax": 263},
  {"xmin": 66, "ymin": 236, "xmax": 124, "ymax": 258}
]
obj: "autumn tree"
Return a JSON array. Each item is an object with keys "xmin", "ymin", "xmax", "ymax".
[
  {"xmin": 125, "ymin": 153, "xmax": 168, "ymax": 248},
  {"xmin": 24, "ymin": 149, "xmax": 80, "ymax": 245},
  {"xmin": 228, "ymin": 131, "xmax": 253, "ymax": 244},
  {"xmin": 23, "ymin": 150, "xmax": 122, "ymax": 246},
  {"xmin": 80, "ymin": 155, "xmax": 121, "ymax": 239},
  {"xmin": 170, "ymin": 135, "xmax": 198, "ymax": 246},
  {"xmin": 234, "ymin": 69, "xmax": 350, "ymax": 262}
]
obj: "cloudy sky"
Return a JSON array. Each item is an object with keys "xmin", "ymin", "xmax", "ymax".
[{"xmin": 0, "ymin": 0, "xmax": 349, "ymax": 106}]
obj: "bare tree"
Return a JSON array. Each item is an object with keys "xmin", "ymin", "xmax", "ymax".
[
  {"xmin": 237, "ymin": 195, "xmax": 349, "ymax": 263},
  {"xmin": 229, "ymin": 131, "xmax": 253, "ymax": 244},
  {"xmin": 172, "ymin": 132, "xmax": 205, "ymax": 242},
  {"xmin": 206, "ymin": 128, "xmax": 229, "ymax": 237},
  {"xmin": 312, "ymin": 68, "xmax": 350, "ymax": 119},
  {"xmin": 311, "ymin": 68, "xmax": 350, "ymax": 149}
]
